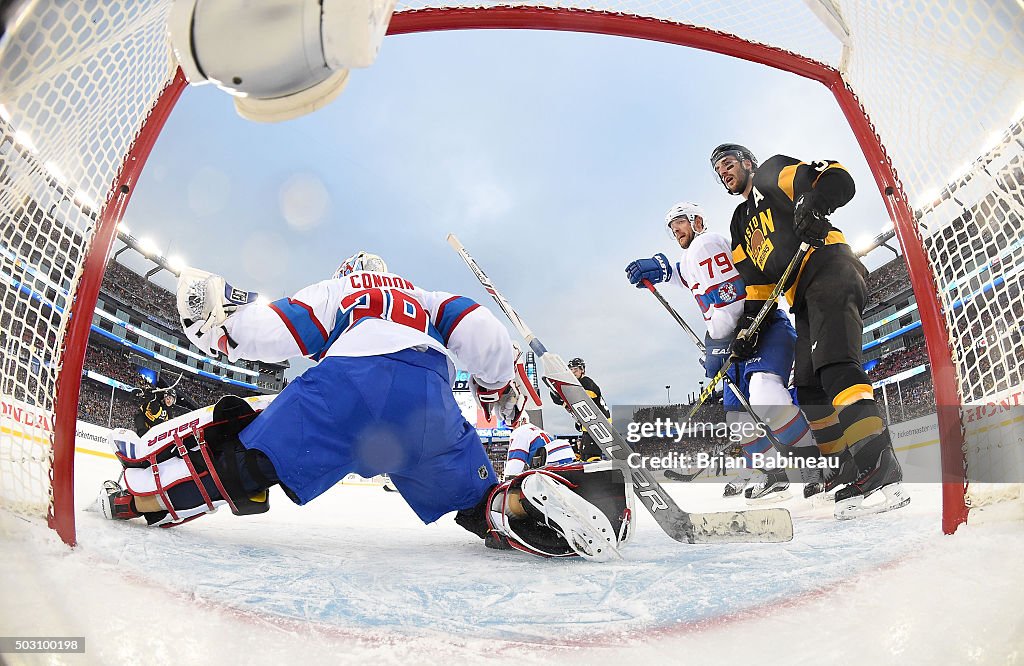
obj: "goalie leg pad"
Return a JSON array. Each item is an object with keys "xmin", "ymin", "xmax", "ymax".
[
  {"xmin": 112, "ymin": 396, "xmax": 275, "ymax": 526},
  {"xmin": 486, "ymin": 463, "xmax": 635, "ymax": 561},
  {"xmin": 199, "ymin": 396, "xmax": 275, "ymax": 516}
]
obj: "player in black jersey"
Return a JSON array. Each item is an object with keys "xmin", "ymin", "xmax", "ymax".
[
  {"xmin": 549, "ymin": 357, "xmax": 609, "ymax": 462},
  {"xmin": 133, "ymin": 385, "xmax": 177, "ymax": 436},
  {"xmin": 709, "ymin": 143, "xmax": 908, "ymax": 519}
]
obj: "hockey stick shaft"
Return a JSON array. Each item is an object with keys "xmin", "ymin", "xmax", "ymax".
[
  {"xmin": 684, "ymin": 242, "xmax": 810, "ymax": 421},
  {"xmin": 640, "ymin": 280, "xmax": 790, "ymax": 454},
  {"xmin": 447, "ymin": 234, "xmax": 793, "ymax": 544}
]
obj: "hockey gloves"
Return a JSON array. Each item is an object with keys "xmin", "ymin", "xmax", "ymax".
[
  {"xmin": 472, "ymin": 378, "xmax": 525, "ymax": 426},
  {"xmin": 625, "ymin": 253, "xmax": 672, "ymax": 288},
  {"xmin": 730, "ymin": 309, "xmax": 773, "ymax": 360},
  {"xmin": 793, "ymin": 190, "xmax": 832, "ymax": 248},
  {"xmin": 703, "ymin": 334, "xmax": 733, "ymax": 379}
]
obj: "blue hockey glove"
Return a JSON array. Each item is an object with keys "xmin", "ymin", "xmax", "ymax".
[
  {"xmin": 704, "ymin": 334, "xmax": 733, "ymax": 379},
  {"xmin": 793, "ymin": 190, "xmax": 832, "ymax": 248},
  {"xmin": 625, "ymin": 254, "xmax": 672, "ymax": 288}
]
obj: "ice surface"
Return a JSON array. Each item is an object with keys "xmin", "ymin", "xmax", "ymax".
[{"xmin": 1, "ymin": 452, "xmax": 1022, "ymax": 665}]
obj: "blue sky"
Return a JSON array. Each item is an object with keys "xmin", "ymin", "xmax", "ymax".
[{"xmin": 122, "ymin": 28, "xmax": 894, "ymax": 431}]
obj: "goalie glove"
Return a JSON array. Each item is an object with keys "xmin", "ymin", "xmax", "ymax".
[
  {"xmin": 471, "ymin": 378, "xmax": 525, "ymax": 426},
  {"xmin": 176, "ymin": 267, "xmax": 259, "ymax": 335}
]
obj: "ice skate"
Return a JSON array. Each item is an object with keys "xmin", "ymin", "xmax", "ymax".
[
  {"xmin": 803, "ymin": 447, "xmax": 856, "ymax": 500},
  {"xmin": 834, "ymin": 447, "xmax": 910, "ymax": 520},
  {"xmin": 723, "ymin": 471, "xmax": 753, "ymax": 498},
  {"xmin": 744, "ymin": 468, "xmax": 792, "ymax": 505},
  {"xmin": 96, "ymin": 480, "xmax": 141, "ymax": 521},
  {"xmin": 519, "ymin": 472, "xmax": 623, "ymax": 561}
]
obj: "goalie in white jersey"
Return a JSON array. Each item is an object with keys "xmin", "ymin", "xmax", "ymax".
[
  {"xmin": 625, "ymin": 203, "xmax": 822, "ymax": 501},
  {"xmin": 97, "ymin": 251, "xmax": 634, "ymax": 560}
]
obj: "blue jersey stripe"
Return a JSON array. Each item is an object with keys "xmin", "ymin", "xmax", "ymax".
[
  {"xmin": 434, "ymin": 296, "xmax": 480, "ymax": 344},
  {"xmin": 269, "ymin": 298, "xmax": 328, "ymax": 356},
  {"xmin": 696, "ymin": 273, "xmax": 746, "ymax": 313},
  {"xmin": 508, "ymin": 450, "xmax": 531, "ymax": 463}
]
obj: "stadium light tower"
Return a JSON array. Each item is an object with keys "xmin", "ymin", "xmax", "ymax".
[{"xmin": 666, "ymin": 385, "xmax": 671, "ymax": 404}]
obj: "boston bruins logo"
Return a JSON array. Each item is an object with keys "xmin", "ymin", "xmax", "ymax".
[{"xmin": 749, "ymin": 228, "xmax": 766, "ymax": 258}]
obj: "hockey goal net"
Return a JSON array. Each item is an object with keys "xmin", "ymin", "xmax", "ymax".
[{"xmin": 0, "ymin": 0, "xmax": 1021, "ymax": 544}]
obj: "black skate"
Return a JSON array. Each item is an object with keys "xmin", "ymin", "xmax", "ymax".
[
  {"xmin": 803, "ymin": 447, "xmax": 856, "ymax": 500},
  {"xmin": 744, "ymin": 468, "xmax": 791, "ymax": 505},
  {"xmin": 834, "ymin": 447, "xmax": 910, "ymax": 520}
]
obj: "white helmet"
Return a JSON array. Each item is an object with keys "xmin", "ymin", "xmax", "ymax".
[
  {"xmin": 664, "ymin": 202, "xmax": 707, "ymax": 234},
  {"xmin": 333, "ymin": 251, "xmax": 387, "ymax": 279}
]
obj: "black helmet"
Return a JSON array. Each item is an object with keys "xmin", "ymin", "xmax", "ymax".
[
  {"xmin": 164, "ymin": 387, "xmax": 177, "ymax": 399},
  {"xmin": 567, "ymin": 357, "xmax": 585, "ymax": 371},
  {"xmin": 710, "ymin": 143, "xmax": 758, "ymax": 170}
]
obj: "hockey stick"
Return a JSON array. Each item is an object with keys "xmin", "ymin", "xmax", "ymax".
[
  {"xmin": 683, "ymin": 242, "xmax": 810, "ymax": 422},
  {"xmin": 639, "ymin": 279, "xmax": 790, "ymax": 457},
  {"xmin": 447, "ymin": 233, "xmax": 793, "ymax": 544}
]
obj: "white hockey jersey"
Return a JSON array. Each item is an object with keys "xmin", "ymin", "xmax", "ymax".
[
  {"xmin": 667, "ymin": 232, "xmax": 746, "ymax": 340},
  {"xmin": 503, "ymin": 423, "xmax": 576, "ymax": 479},
  {"xmin": 198, "ymin": 271, "xmax": 513, "ymax": 389}
]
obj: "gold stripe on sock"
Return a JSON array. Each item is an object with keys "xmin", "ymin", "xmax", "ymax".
[
  {"xmin": 844, "ymin": 416, "xmax": 885, "ymax": 448},
  {"xmin": 817, "ymin": 437, "xmax": 848, "ymax": 455},
  {"xmin": 833, "ymin": 384, "xmax": 875, "ymax": 410}
]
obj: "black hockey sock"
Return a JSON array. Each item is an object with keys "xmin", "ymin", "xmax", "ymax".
[
  {"xmin": 819, "ymin": 362, "xmax": 888, "ymax": 460},
  {"xmin": 797, "ymin": 385, "xmax": 846, "ymax": 456}
]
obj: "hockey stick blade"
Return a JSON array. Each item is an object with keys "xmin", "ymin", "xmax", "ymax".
[
  {"xmin": 448, "ymin": 234, "xmax": 793, "ymax": 544},
  {"xmin": 664, "ymin": 468, "xmax": 701, "ymax": 482}
]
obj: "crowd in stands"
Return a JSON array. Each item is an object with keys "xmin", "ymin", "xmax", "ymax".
[
  {"xmin": 875, "ymin": 375, "xmax": 936, "ymax": 423},
  {"xmin": 77, "ymin": 339, "xmax": 261, "ymax": 429},
  {"xmin": 865, "ymin": 257, "xmax": 910, "ymax": 307},
  {"xmin": 868, "ymin": 341, "xmax": 929, "ymax": 382},
  {"xmin": 101, "ymin": 260, "xmax": 180, "ymax": 330}
]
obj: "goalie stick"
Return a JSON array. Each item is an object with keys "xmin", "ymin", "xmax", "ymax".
[
  {"xmin": 447, "ymin": 233, "xmax": 793, "ymax": 544},
  {"xmin": 684, "ymin": 242, "xmax": 810, "ymax": 421}
]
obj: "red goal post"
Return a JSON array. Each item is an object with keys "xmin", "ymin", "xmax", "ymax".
[{"xmin": 0, "ymin": 1, "xmax": 1020, "ymax": 545}]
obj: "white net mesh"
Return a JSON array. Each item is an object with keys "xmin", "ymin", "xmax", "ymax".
[
  {"xmin": 0, "ymin": 0, "xmax": 177, "ymax": 522},
  {"xmin": 1, "ymin": 0, "xmax": 1021, "ymax": 536}
]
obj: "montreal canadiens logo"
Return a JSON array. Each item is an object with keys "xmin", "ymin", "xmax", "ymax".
[{"xmin": 719, "ymin": 282, "xmax": 738, "ymax": 303}]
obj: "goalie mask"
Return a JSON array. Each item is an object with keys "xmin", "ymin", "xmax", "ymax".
[{"xmin": 333, "ymin": 251, "xmax": 388, "ymax": 279}]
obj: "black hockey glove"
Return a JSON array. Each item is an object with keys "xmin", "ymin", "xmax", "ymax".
[
  {"xmin": 793, "ymin": 190, "xmax": 832, "ymax": 248},
  {"xmin": 730, "ymin": 307, "xmax": 775, "ymax": 360}
]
